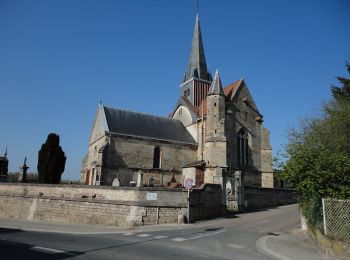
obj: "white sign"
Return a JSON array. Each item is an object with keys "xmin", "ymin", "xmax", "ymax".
[{"xmin": 146, "ymin": 192, "xmax": 158, "ymax": 201}]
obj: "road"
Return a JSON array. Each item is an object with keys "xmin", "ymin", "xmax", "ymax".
[{"xmin": 0, "ymin": 204, "xmax": 300, "ymax": 260}]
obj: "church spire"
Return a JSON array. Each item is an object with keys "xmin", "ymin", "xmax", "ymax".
[
  {"xmin": 208, "ymin": 69, "xmax": 224, "ymax": 95},
  {"xmin": 184, "ymin": 14, "xmax": 211, "ymax": 82}
]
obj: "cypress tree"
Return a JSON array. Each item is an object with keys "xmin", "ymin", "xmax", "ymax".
[{"xmin": 37, "ymin": 133, "xmax": 66, "ymax": 184}]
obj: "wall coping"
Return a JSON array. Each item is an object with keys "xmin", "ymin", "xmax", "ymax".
[
  {"xmin": 0, "ymin": 182, "xmax": 187, "ymax": 193},
  {"xmin": 0, "ymin": 193, "xmax": 188, "ymax": 208},
  {"xmin": 244, "ymin": 185, "xmax": 297, "ymax": 192}
]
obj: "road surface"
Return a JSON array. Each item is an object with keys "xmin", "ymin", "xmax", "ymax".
[{"xmin": 0, "ymin": 204, "xmax": 300, "ymax": 260}]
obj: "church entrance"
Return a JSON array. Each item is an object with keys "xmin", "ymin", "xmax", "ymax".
[{"xmin": 195, "ymin": 168, "xmax": 204, "ymax": 188}]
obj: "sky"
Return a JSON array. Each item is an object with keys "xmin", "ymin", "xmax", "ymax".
[{"xmin": 0, "ymin": 0, "xmax": 349, "ymax": 180}]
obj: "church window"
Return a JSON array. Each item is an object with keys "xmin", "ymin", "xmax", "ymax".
[
  {"xmin": 237, "ymin": 129, "xmax": 249, "ymax": 168},
  {"xmin": 153, "ymin": 146, "xmax": 162, "ymax": 169},
  {"xmin": 214, "ymin": 102, "xmax": 216, "ymax": 107}
]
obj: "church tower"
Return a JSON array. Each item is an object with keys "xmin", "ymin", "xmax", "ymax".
[
  {"xmin": 203, "ymin": 70, "xmax": 227, "ymax": 184},
  {"xmin": 181, "ymin": 14, "xmax": 212, "ymax": 107}
]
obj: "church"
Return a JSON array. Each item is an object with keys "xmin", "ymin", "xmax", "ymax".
[{"xmin": 81, "ymin": 14, "xmax": 273, "ymax": 189}]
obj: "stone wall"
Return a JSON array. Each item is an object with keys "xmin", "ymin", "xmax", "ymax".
[
  {"xmin": 0, "ymin": 183, "xmax": 223, "ymax": 226},
  {"xmin": 0, "ymin": 183, "xmax": 188, "ymax": 226},
  {"xmin": 82, "ymin": 134, "xmax": 198, "ymax": 186},
  {"xmin": 244, "ymin": 186, "xmax": 298, "ymax": 210}
]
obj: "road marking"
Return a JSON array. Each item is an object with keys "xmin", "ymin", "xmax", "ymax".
[
  {"xmin": 187, "ymin": 229, "xmax": 227, "ymax": 240},
  {"xmin": 172, "ymin": 229, "xmax": 227, "ymax": 242},
  {"xmin": 32, "ymin": 246, "xmax": 64, "ymax": 254},
  {"xmin": 228, "ymin": 243, "xmax": 245, "ymax": 249},
  {"xmin": 138, "ymin": 234, "xmax": 151, "ymax": 237},
  {"xmin": 172, "ymin": 237, "xmax": 187, "ymax": 242},
  {"xmin": 154, "ymin": 235, "xmax": 168, "ymax": 239},
  {"xmin": 123, "ymin": 232, "xmax": 135, "ymax": 236},
  {"xmin": 256, "ymin": 236, "xmax": 294, "ymax": 260},
  {"xmin": 32, "ymin": 246, "xmax": 77, "ymax": 256}
]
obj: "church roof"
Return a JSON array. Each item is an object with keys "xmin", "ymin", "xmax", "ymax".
[
  {"xmin": 197, "ymin": 79, "xmax": 243, "ymax": 117},
  {"xmin": 103, "ymin": 106, "xmax": 197, "ymax": 145},
  {"xmin": 224, "ymin": 79, "xmax": 242, "ymax": 98}
]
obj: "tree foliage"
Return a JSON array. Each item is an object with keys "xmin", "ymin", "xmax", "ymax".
[
  {"xmin": 37, "ymin": 133, "xmax": 66, "ymax": 184},
  {"xmin": 282, "ymin": 63, "xmax": 350, "ymax": 230}
]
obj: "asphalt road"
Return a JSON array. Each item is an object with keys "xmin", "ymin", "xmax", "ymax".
[{"xmin": 0, "ymin": 204, "xmax": 300, "ymax": 260}]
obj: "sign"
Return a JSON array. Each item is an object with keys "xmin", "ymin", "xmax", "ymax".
[
  {"xmin": 146, "ymin": 192, "xmax": 157, "ymax": 201},
  {"xmin": 184, "ymin": 178, "xmax": 193, "ymax": 190}
]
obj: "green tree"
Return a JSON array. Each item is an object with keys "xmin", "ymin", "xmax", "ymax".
[
  {"xmin": 37, "ymin": 133, "xmax": 66, "ymax": 184},
  {"xmin": 283, "ymin": 63, "xmax": 350, "ymax": 230}
]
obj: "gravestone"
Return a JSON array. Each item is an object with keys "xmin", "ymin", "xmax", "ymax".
[{"xmin": 112, "ymin": 177, "xmax": 120, "ymax": 187}]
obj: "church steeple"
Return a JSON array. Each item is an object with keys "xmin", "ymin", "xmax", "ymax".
[
  {"xmin": 184, "ymin": 14, "xmax": 211, "ymax": 82},
  {"xmin": 208, "ymin": 69, "xmax": 224, "ymax": 95}
]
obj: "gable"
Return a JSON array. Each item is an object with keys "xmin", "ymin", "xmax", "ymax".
[
  {"xmin": 89, "ymin": 104, "xmax": 109, "ymax": 145},
  {"xmin": 234, "ymin": 81, "xmax": 260, "ymax": 114},
  {"xmin": 172, "ymin": 105, "xmax": 193, "ymax": 126}
]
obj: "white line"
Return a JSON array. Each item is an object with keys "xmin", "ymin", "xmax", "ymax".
[
  {"xmin": 154, "ymin": 235, "xmax": 168, "ymax": 239},
  {"xmin": 32, "ymin": 246, "xmax": 64, "ymax": 254},
  {"xmin": 256, "ymin": 236, "xmax": 293, "ymax": 260},
  {"xmin": 187, "ymin": 229, "xmax": 227, "ymax": 240},
  {"xmin": 123, "ymin": 232, "xmax": 135, "ymax": 236},
  {"xmin": 138, "ymin": 234, "xmax": 151, "ymax": 237},
  {"xmin": 172, "ymin": 237, "xmax": 187, "ymax": 242}
]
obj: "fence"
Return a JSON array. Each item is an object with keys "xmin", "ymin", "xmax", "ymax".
[{"xmin": 322, "ymin": 198, "xmax": 350, "ymax": 242}]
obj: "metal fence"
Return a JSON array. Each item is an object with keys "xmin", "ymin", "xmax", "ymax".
[{"xmin": 322, "ymin": 198, "xmax": 350, "ymax": 242}]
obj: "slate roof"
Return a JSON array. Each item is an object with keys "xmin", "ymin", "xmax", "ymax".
[
  {"xmin": 103, "ymin": 106, "xmax": 197, "ymax": 145},
  {"xmin": 184, "ymin": 14, "xmax": 211, "ymax": 82}
]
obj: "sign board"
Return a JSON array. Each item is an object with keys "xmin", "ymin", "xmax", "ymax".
[
  {"xmin": 146, "ymin": 192, "xmax": 158, "ymax": 201},
  {"xmin": 184, "ymin": 178, "xmax": 193, "ymax": 190}
]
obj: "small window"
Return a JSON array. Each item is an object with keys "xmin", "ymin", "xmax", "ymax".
[
  {"xmin": 214, "ymin": 103, "xmax": 217, "ymax": 107},
  {"xmin": 153, "ymin": 146, "xmax": 162, "ymax": 169}
]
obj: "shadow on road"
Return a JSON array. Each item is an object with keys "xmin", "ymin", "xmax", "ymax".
[
  {"xmin": 0, "ymin": 227, "xmax": 23, "ymax": 235},
  {"xmin": 0, "ymin": 232, "xmax": 84, "ymax": 260}
]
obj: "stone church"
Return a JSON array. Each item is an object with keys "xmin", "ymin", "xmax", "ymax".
[{"xmin": 81, "ymin": 14, "xmax": 273, "ymax": 189}]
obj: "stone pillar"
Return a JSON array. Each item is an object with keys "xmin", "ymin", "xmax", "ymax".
[{"xmin": 18, "ymin": 157, "xmax": 29, "ymax": 183}]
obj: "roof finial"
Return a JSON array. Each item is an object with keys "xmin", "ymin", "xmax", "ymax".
[
  {"xmin": 196, "ymin": 0, "xmax": 199, "ymax": 15},
  {"xmin": 99, "ymin": 99, "xmax": 103, "ymax": 105},
  {"xmin": 4, "ymin": 146, "xmax": 7, "ymax": 157}
]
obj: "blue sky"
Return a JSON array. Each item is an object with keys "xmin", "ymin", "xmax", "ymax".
[{"xmin": 1, "ymin": 0, "xmax": 349, "ymax": 180}]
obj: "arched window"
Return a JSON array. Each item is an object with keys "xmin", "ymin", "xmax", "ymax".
[
  {"xmin": 153, "ymin": 146, "xmax": 162, "ymax": 169},
  {"xmin": 237, "ymin": 129, "xmax": 249, "ymax": 167}
]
